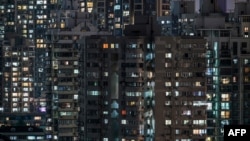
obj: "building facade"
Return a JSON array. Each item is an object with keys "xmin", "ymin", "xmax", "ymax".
[
  {"xmin": 0, "ymin": 1, "xmax": 250, "ymax": 141},
  {"xmin": 0, "ymin": 0, "xmax": 49, "ymax": 128},
  {"xmin": 0, "ymin": 35, "xmax": 46, "ymax": 132},
  {"xmin": 154, "ymin": 36, "xmax": 207, "ymax": 141},
  {"xmin": 79, "ymin": 0, "xmax": 156, "ymax": 36},
  {"xmin": 80, "ymin": 35, "xmax": 149, "ymax": 141}
]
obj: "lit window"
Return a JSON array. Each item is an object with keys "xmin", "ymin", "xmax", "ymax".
[
  {"xmin": 165, "ymin": 53, "xmax": 172, "ymax": 58},
  {"xmin": 64, "ymin": 61, "xmax": 69, "ymax": 65},
  {"xmin": 115, "ymin": 24, "xmax": 120, "ymax": 28},
  {"xmin": 27, "ymin": 136, "xmax": 35, "ymax": 140},
  {"xmin": 175, "ymin": 129, "xmax": 180, "ymax": 134},
  {"xmin": 182, "ymin": 110, "xmax": 191, "ymax": 115},
  {"xmin": 80, "ymin": 8, "xmax": 85, "ymax": 12},
  {"xmin": 74, "ymin": 69, "xmax": 79, "ymax": 74},
  {"xmin": 103, "ymin": 43, "xmax": 108, "ymax": 49},
  {"xmin": 104, "ymin": 119, "xmax": 108, "ymax": 124},
  {"xmin": 166, "ymin": 91, "xmax": 171, "ymax": 96},
  {"xmin": 165, "ymin": 62, "xmax": 171, "ymax": 67},
  {"xmin": 12, "ymin": 108, "xmax": 19, "ymax": 112},
  {"xmin": 103, "ymin": 72, "xmax": 108, "ymax": 76},
  {"xmin": 221, "ymin": 94, "xmax": 230, "ymax": 101},
  {"xmin": 114, "ymin": 5, "xmax": 120, "ymax": 10},
  {"xmin": 163, "ymin": 11, "xmax": 169, "ymax": 16},
  {"xmin": 73, "ymin": 95, "xmax": 78, "ymax": 100},
  {"xmin": 183, "ymin": 120, "xmax": 190, "ymax": 125},
  {"xmin": 74, "ymin": 61, "xmax": 78, "ymax": 65},
  {"xmin": 193, "ymin": 129, "xmax": 206, "ymax": 135},
  {"xmin": 28, "ymin": 30, "xmax": 33, "ymax": 33},
  {"xmin": 80, "ymin": 2, "xmax": 85, "ymax": 7},
  {"xmin": 129, "ymin": 101, "xmax": 136, "ymax": 106},
  {"xmin": 12, "ymin": 52, "xmax": 18, "ymax": 56},
  {"xmin": 175, "ymin": 91, "xmax": 179, "ymax": 96},
  {"xmin": 37, "ymin": 136, "xmax": 44, "ymax": 140},
  {"xmin": 10, "ymin": 136, "xmax": 17, "ymax": 140},
  {"xmin": 244, "ymin": 27, "xmax": 249, "ymax": 32},
  {"xmin": 245, "ymin": 67, "xmax": 250, "ymax": 73},
  {"xmin": 221, "ymin": 111, "xmax": 230, "ymax": 118},
  {"xmin": 23, "ymin": 88, "xmax": 29, "ymax": 92},
  {"xmin": 22, "ymin": 5, "xmax": 27, "ymax": 10},
  {"xmin": 87, "ymin": 2, "xmax": 93, "ymax": 7},
  {"xmin": 22, "ymin": 83, "xmax": 30, "ymax": 87},
  {"xmin": 244, "ymin": 59, "xmax": 250, "ymax": 64},
  {"xmin": 23, "ymin": 98, "xmax": 29, "ymax": 101},
  {"xmin": 23, "ymin": 93, "xmax": 29, "ymax": 96},
  {"xmin": 115, "ymin": 43, "xmax": 119, "ymax": 48},
  {"xmin": 22, "ymin": 67, "xmax": 29, "ymax": 71},
  {"xmin": 176, "ymin": 72, "xmax": 179, "ymax": 77},
  {"xmin": 23, "ymin": 57, "xmax": 28, "ymax": 61},
  {"xmin": 87, "ymin": 8, "xmax": 93, "ymax": 12},
  {"xmin": 12, "ymin": 93, "xmax": 18, "ymax": 97},
  {"xmin": 123, "ymin": 11, "xmax": 129, "ymax": 16},
  {"xmin": 87, "ymin": 91, "xmax": 100, "ymax": 96},
  {"xmin": 121, "ymin": 119, "xmax": 126, "ymax": 124},
  {"xmin": 50, "ymin": 0, "xmax": 57, "ymax": 4},
  {"xmin": 195, "ymin": 81, "xmax": 202, "ymax": 86},
  {"xmin": 60, "ymin": 23, "xmax": 65, "ymax": 28},
  {"xmin": 165, "ymin": 82, "xmax": 171, "ymax": 86},
  {"xmin": 12, "ymin": 103, "xmax": 18, "ymax": 107},
  {"xmin": 175, "ymin": 82, "xmax": 179, "ymax": 87},
  {"xmin": 233, "ymin": 76, "xmax": 237, "ymax": 83},
  {"xmin": 221, "ymin": 77, "xmax": 230, "ymax": 84},
  {"xmin": 12, "ymin": 68, "xmax": 18, "ymax": 72},
  {"xmin": 193, "ymin": 120, "xmax": 206, "ymax": 125},
  {"xmin": 24, "ymin": 103, "xmax": 28, "ymax": 107},
  {"xmin": 165, "ymin": 101, "xmax": 170, "ymax": 105},
  {"xmin": 221, "ymin": 102, "xmax": 230, "ymax": 110},
  {"xmin": 165, "ymin": 120, "xmax": 171, "ymax": 125}
]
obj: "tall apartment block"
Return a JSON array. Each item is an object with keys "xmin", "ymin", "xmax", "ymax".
[
  {"xmin": 79, "ymin": 17, "xmax": 160, "ymax": 141},
  {"xmin": 45, "ymin": 0, "xmax": 111, "ymax": 140},
  {"xmin": 0, "ymin": 0, "xmax": 48, "ymax": 132},
  {"xmin": 78, "ymin": 17, "xmax": 207, "ymax": 141},
  {"xmin": 158, "ymin": 0, "xmax": 196, "ymax": 36},
  {"xmin": 155, "ymin": 1, "xmax": 250, "ymax": 140},
  {"xmin": 80, "ymin": 0, "xmax": 156, "ymax": 36},
  {"xmin": 0, "ymin": 0, "xmax": 49, "ymax": 98},
  {"xmin": 0, "ymin": 35, "xmax": 46, "ymax": 140},
  {"xmin": 154, "ymin": 36, "xmax": 207, "ymax": 141},
  {"xmin": 80, "ymin": 36, "xmax": 147, "ymax": 141},
  {"xmin": 0, "ymin": 1, "xmax": 250, "ymax": 141},
  {"xmin": 192, "ymin": 1, "xmax": 250, "ymax": 141}
]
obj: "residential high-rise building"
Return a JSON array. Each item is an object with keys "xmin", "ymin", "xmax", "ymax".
[
  {"xmin": 1, "ymin": 1, "xmax": 250, "ymax": 141},
  {"xmin": 158, "ymin": 0, "xmax": 196, "ymax": 36},
  {"xmin": 80, "ymin": 0, "xmax": 156, "ymax": 36},
  {"xmin": 190, "ymin": 1, "xmax": 250, "ymax": 141},
  {"xmin": 154, "ymin": 36, "xmax": 207, "ymax": 141},
  {"xmin": 0, "ymin": 35, "xmax": 46, "ymax": 140},
  {"xmin": 0, "ymin": 0, "xmax": 49, "ymax": 99},
  {"xmin": 79, "ymin": 16, "xmax": 159, "ymax": 141},
  {"xmin": 78, "ymin": 17, "xmax": 208, "ymax": 141},
  {"xmin": 0, "ymin": 0, "xmax": 48, "ymax": 134},
  {"xmin": 45, "ymin": 1, "xmax": 111, "ymax": 140}
]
